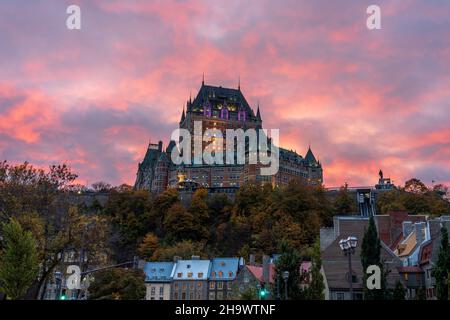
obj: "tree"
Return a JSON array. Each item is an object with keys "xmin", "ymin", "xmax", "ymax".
[
  {"xmin": 0, "ymin": 218, "xmax": 39, "ymax": 299},
  {"xmin": 376, "ymin": 181, "xmax": 450, "ymax": 216},
  {"xmin": 91, "ymin": 181, "xmax": 112, "ymax": 192},
  {"xmin": 432, "ymin": 226, "xmax": 450, "ymax": 300},
  {"xmin": 137, "ymin": 232, "xmax": 159, "ymax": 260},
  {"xmin": 404, "ymin": 178, "xmax": 428, "ymax": 194},
  {"xmin": 334, "ymin": 185, "xmax": 357, "ymax": 216},
  {"xmin": 305, "ymin": 238, "xmax": 325, "ymax": 300},
  {"xmin": 88, "ymin": 268, "xmax": 146, "ymax": 300},
  {"xmin": 275, "ymin": 241, "xmax": 303, "ymax": 300},
  {"xmin": 416, "ymin": 287, "xmax": 426, "ymax": 300},
  {"xmin": 149, "ymin": 188, "xmax": 180, "ymax": 236},
  {"xmin": 152, "ymin": 240, "xmax": 205, "ymax": 261},
  {"xmin": 239, "ymin": 287, "xmax": 258, "ymax": 300},
  {"xmin": 0, "ymin": 161, "xmax": 82, "ymax": 299},
  {"xmin": 103, "ymin": 189, "xmax": 152, "ymax": 260},
  {"xmin": 361, "ymin": 216, "xmax": 387, "ymax": 299},
  {"xmin": 392, "ymin": 281, "xmax": 406, "ymax": 300}
]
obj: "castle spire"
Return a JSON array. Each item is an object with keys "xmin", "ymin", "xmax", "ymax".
[
  {"xmin": 305, "ymin": 145, "xmax": 317, "ymax": 164},
  {"xmin": 180, "ymin": 106, "xmax": 185, "ymax": 123},
  {"xmin": 256, "ymin": 102, "xmax": 261, "ymax": 120},
  {"xmin": 238, "ymin": 75, "xmax": 240, "ymax": 90},
  {"xmin": 202, "ymin": 72, "xmax": 205, "ymax": 85}
]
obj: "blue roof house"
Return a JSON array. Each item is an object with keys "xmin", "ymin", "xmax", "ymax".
[
  {"xmin": 143, "ymin": 262, "xmax": 175, "ymax": 300},
  {"xmin": 171, "ymin": 259, "xmax": 211, "ymax": 300},
  {"xmin": 207, "ymin": 258, "xmax": 241, "ymax": 300}
]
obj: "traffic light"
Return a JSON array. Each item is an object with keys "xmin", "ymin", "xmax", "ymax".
[
  {"xmin": 259, "ymin": 285, "xmax": 268, "ymax": 300},
  {"xmin": 59, "ymin": 289, "xmax": 67, "ymax": 300}
]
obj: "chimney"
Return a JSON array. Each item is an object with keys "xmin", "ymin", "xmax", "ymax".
[
  {"xmin": 249, "ymin": 254, "xmax": 255, "ymax": 266},
  {"xmin": 402, "ymin": 221, "xmax": 413, "ymax": 238},
  {"xmin": 191, "ymin": 255, "xmax": 200, "ymax": 260},
  {"xmin": 173, "ymin": 255, "xmax": 181, "ymax": 263},
  {"xmin": 158, "ymin": 141, "xmax": 163, "ymax": 152},
  {"xmin": 262, "ymin": 255, "xmax": 270, "ymax": 285},
  {"xmin": 415, "ymin": 222, "xmax": 425, "ymax": 244}
]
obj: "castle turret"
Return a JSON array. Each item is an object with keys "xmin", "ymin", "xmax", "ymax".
[{"xmin": 305, "ymin": 146, "xmax": 317, "ymax": 165}]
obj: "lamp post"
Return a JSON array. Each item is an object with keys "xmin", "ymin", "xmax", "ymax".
[
  {"xmin": 282, "ymin": 271, "xmax": 289, "ymax": 300},
  {"xmin": 339, "ymin": 236, "xmax": 358, "ymax": 300},
  {"xmin": 276, "ymin": 274, "xmax": 281, "ymax": 300}
]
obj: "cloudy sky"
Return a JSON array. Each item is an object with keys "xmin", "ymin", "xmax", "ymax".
[{"xmin": 0, "ymin": 0, "xmax": 449, "ymax": 187}]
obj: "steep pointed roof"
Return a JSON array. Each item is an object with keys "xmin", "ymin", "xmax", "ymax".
[
  {"xmin": 180, "ymin": 107, "xmax": 185, "ymax": 123},
  {"xmin": 305, "ymin": 146, "xmax": 317, "ymax": 164},
  {"xmin": 190, "ymin": 82, "xmax": 256, "ymax": 118},
  {"xmin": 256, "ymin": 104, "xmax": 261, "ymax": 120}
]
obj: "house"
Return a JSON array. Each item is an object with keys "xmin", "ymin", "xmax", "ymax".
[
  {"xmin": 207, "ymin": 257, "xmax": 242, "ymax": 300},
  {"xmin": 397, "ymin": 266, "xmax": 425, "ymax": 299},
  {"xmin": 320, "ymin": 215, "xmax": 403, "ymax": 300},
  {"xmin": 375, "ymin": 211, "xmax": 427, "ymax": 250},
  {"xmin": 390, "ymin": 216, "xmax": 450, "ymax": 299},
  {"xmin": 232, "ymin": 255, "xmax": 276, "ymax": 299},
  {"xmin": 417, "ymin": 216, "xmax": 450, "ymax": 299},
  {"xmin": 171, "ymin": 257, "xmax": 211, "ymax": 300},
  {"xmin": 393, "ymin": 221, "xmax": 428, "ymax": 266},
  {"xmin": 143, "ymin": 262, "xmax": 175, "ymax": 300}
]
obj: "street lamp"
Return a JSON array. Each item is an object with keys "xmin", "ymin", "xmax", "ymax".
[
  {"xmin": 339, "ymin": 236, "xmax": 358, "ymax": 300},
  {"xmin": 256, "ymin": 284, "xmax": 261, "ymax": 300},
  {"xmin": 276, "ymin": 274, "xmax": 281, "ymax": 300},
  {"xmin": 282, "ymin": 271, "xmax": 289, "ymax": 300}
]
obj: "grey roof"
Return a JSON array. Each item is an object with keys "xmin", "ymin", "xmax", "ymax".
[
  {"xmin": 304, "ymin": 147, "xmax": 317, "ymax": 164},
  {"xmin": 189, "ymin": 83, "xmax": 256, "ymax": 118},
  {"xmin": 139, "ymin": 147, "xmax": 160, "ymax": 170},
  {"xmin": 279, "ymin": 148, "xmax": 304, "ymax": 164}
]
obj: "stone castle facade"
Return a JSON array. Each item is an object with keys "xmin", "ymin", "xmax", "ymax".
[{"xmin": 135, "ymin": 82, "xmax": 323, "ymax": 193}]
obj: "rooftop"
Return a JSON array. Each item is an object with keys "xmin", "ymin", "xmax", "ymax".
[
  {"xmin": 143, "ymin": 262, "xmax": 175, "ymax": 282},
  {"xmin": 209, "ymin": 257, "xmax": 240, "ymax": 281},
  {"xmin": 172, "ymin": 259, "xmax": 211, "ymax": 281}
]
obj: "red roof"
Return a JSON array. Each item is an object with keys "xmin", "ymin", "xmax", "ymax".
[
  {"xmin": 419, "ymin": 242, "xmax": 433, "ymax": 265},
  {"xmin": 300, "ymin": 261, "xmax": 312, "ymax": 273},
  {"xmin": 246, "ymin": 262, "xmax": 312, "ymax": 284},
  {"xmin": 246, "ymin": 264, "xmax": 276, "ymax": 284},
  {"xmin": 397, "ymin": 266, "xmax": 424, "ymax": 273}
]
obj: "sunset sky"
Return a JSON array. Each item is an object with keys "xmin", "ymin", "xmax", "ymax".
[{"xmin": 0, "ymin": 0, "xmax": 449, "ymax": 187}]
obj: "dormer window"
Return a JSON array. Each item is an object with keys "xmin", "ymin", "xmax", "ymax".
[
  {"xmin": 218, "ymin": 271, "xmax": 223, "ymax": 278},
  {"xmin": 187, "ymin": 264, "xmax": 191, "ymax": 269},
  {"xmin": 238, "ymin": 110, "xmax": 246, "ymax": 121},
  {"xmin": 221, "ymin": 108, "xmax": 229, "ymax": 119},
  {"xmin": 203, "ymin": 103, "xmax": 212, "ymax": 117}
]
